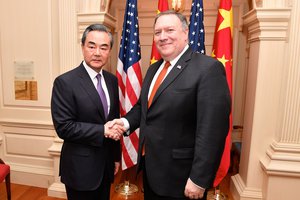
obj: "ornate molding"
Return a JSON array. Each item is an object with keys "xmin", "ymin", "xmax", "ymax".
[
  {"xmin": 0, "ymin": 120, "xmax": 53, "ymax": 129},
  {"xmin": 9, "ymin": 162, "xmax": 53, "ymax": 176},
  {"xmin": 48, "ymin": 137, "xmax": 63, "ymax": 156},
  {"xmin": 48, "ymin": 182, "xmax": 66, "ymax": 199},
  {"xmin": 243, "ymin": 8, "xmax": 291, "ymax": 42},
  {"xmin": 77, "ymin": 12, "xmax": 116, "ymax": 42},
  {"xmin": 47, "ymin": 136, "xmax": 64, "ymax": 198},
  {"xmin": 260, "ymin": 141, "xmax": 300, "ymax": 177}
]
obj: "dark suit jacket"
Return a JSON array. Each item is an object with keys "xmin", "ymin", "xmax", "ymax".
[
  {"xmin": 125, "ymin": 47, "xmax": 231, "ymax": 198},
  {"xmin": 51, "ymin": 63, "xmax": 120, "ymax": 191}
]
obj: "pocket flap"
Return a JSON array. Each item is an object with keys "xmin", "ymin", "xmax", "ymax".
[{"xmin": 172, "ymin": 148, "xmax": 194, "ymax": 159}]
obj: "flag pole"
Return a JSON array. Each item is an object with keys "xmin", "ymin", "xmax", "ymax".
[
  {"xmin": 212, "ymin": 185, "xmax": 227, "ymax": 200},
  {"xmin": 115, "ymin": 166, "xmax": 138, "ymax": 196},
  {"xmin": 114, "ymin": 133, "xmax": 140, "ymax": 197},
  {"xmin": 115, "ymin": 180, "xmax": 138, "ymax": 196}
]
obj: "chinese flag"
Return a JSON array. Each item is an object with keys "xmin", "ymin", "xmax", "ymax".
[
  {"xmin": 149, "ymin": 0, "xmax": 169, "ymax": 65},
  {"xmin": 211, "ymin": 0, "xmax": 233, "ymax": 187}
]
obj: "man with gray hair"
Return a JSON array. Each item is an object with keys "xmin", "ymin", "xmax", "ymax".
[{"xmin": 51, "ymin": 24, "xmax": 123, "ymax": 200}]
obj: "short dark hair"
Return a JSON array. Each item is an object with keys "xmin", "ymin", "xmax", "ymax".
[
  {"xmin": 81, "ymin": 24, "xmax": 114, "ymax": 48},
  {"xmin": 154, "ymin": 10, "xmax": 188, "ymax": 31}
]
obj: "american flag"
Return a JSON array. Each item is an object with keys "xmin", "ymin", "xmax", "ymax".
[
  {"xmin": 116, "ymin": 0, "xmax": 143, "ymax": 170},
  {"xmin": 189, "ymin": 0, "xmax": 206, "ymax": 54}
]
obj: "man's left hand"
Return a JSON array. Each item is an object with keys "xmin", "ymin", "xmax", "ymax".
[{"xmin": 184, "ymin": 178, "xmax": 205, "ymax": 199}]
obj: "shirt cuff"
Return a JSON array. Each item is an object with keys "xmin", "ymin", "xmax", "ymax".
[
  {"xmin": 121, "ymin": 118, "xmax": 130, "ymax": 136},
  {"xmin": 189, "ymin": 178, "xmax": 205, "ymax": 191}
]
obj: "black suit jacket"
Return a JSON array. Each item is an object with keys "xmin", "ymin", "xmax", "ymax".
[
  {"xmin": 51, "ymin": 63, "xmax": 120, "ymax": 191},
  {"xmin": 125, "ymin": 47, "xmax": 231, "ymax": 198}
]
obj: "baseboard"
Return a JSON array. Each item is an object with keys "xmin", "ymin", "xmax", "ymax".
[
  {"xmin": 11, "ymin": 170, "xmax": 54, "ymax": 188},
  {"xmin": 230, "ymin": 174, "xmax": 263, "ymax": 200},
  {"xmin": 48, "ymin": 182, "xmax": 67, "ymax": 199}
]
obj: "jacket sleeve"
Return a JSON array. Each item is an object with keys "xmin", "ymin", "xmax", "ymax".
[
  {"xmin": 190, "ymin": 60, "xmax": 231, "ymax": 188},
  {"xmin": 124, "ymin": 96, "xmax": 142, "ymax": 134}
]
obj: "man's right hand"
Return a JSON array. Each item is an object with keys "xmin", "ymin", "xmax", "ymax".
[{"xmin": 104, "ymin": 119, "xmax": 125, "ymax": 141}]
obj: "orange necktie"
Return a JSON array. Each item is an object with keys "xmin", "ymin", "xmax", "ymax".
[
  {"xmin": 148, "ymin": 61, "xmax": 171, "ymax": 108},
  {"xmin": 143, "ymin": 61, "xmax": 170, "ymax": 156}
]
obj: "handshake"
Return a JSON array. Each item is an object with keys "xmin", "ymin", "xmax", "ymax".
[{"xmin": 104, "ymin": 119, "xmax": 126, "ymax": 141}]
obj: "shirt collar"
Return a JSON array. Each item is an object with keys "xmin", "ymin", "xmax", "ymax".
[
  {"xmin": 83, "ymin": 61, "xmax": 103, "ymax": 79},
  {"xmin": 169, "ymin": 44, "xmax": 189, "ymax": 66}
]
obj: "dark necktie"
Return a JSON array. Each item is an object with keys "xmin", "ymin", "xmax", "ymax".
[
  {"xmin": 148, "ymin": 61, "xmax": 171, "ymax": 108},
  {"xmin": 96, "ymin": 74, "xmax": 108, "ymax": 118}
]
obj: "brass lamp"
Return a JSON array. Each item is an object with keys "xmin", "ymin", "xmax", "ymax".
[{"xmin": 171, "ymin": 0, "xmax": 185, "ymax": 12}]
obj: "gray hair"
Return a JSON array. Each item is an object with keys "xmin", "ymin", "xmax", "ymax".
[
  {"xmin": 81, "ymin": 24, "xmax": 114, "ymax": 48},
  {"xmin": 154, "ymin": 10, "xmax": 188, "ymax": 31}
]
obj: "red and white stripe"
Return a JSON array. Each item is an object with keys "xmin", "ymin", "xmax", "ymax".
[{"xmin": 116, "ymin": 58, "xmax": 142, "ymax": 170}]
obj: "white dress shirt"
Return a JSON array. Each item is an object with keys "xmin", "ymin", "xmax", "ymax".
[{"xmin": 83, "ymin": 61, "xmax": 111, "ymax": 113}]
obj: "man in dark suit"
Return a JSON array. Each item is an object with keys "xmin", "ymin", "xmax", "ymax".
[
  {"xmin": 51, "ymin": 24, "xmax": 123, "ymax": 200},
  {"xmin": 109, "ymin": 10, "xmax": 231, "ymax": 200}
]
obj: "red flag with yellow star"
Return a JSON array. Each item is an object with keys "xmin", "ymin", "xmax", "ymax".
[
  {"xmin": 150, "ymin": 0, "xmax": 169, "ymax": 65},
  {"xmin": 211, "ymin": 0, "xmax": 233, "ymax": 187}
]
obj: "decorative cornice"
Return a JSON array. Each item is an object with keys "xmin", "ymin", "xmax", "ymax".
[
  {"xmin": 243, "ymin": 8, "xmax": 291, "ymax": 42},
  {"xmin": 77, "ymin": 12, "xmax": 116, "ymax": 42}
]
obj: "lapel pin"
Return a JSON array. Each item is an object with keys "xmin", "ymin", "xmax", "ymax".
[{"xmin": 177, "ymin": 65, "xmax": 182, "ymax": 69}]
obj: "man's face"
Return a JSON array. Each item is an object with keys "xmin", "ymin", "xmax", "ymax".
[
  {"xmin": 154, "ymin": 14, "xmax": 188, "ymax": 61},
  {"xmin": 81, "ymin": 31, "xmax": 111, "ymax": 72}
]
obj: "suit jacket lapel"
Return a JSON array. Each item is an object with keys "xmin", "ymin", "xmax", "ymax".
[
  {"xmin": 149, "ymin": 48, "xmax": 193, "ymax": 108},
  {"xmin": 77, "ymin": 65, "xmax": 107, "ymax": 120},
  {"xmin": 142, "ymin": 60, "xmax": 163, "ymax": 113},
  {"xmin": 103, "ymin": 71, "xmax": 114, "ymax": 119}
]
